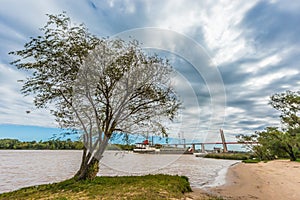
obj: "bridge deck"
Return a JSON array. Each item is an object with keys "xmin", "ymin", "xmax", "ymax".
[{"xmin": 166, "ymin": 142, "xmax": 257, "ymax": 145}]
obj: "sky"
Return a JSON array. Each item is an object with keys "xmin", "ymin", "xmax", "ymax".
[{"xmin": 0, "ymin": 0, "xmax": 300, "ymax": 143}]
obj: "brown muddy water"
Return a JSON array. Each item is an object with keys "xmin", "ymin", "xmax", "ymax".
[{"xmin": 0, "ymin": 150, "xmax": 239, "ymax": 193}]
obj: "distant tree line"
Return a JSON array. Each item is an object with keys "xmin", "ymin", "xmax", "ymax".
[
  {"xmin": 0, "ymin": 138, "xmax": 138, "ymax": 151},
  {"xmin": 0, "ymin": 138, "xmax": 84, "ymax": 150},
  {"xmin": 106, "ymin": 144, "xmax": 136, "ymax": 151}
]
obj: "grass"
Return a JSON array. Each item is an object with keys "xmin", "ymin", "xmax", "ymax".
[
  {"xmin": 204, "ymin": 153, "xmax": 252, "ymax": 160},
  {"xmin": 0, "ymin": 175, "xmax": 193, "ymax": 200},
  {"xmin": 243, "ymin": 158, "xmax": 300, "ymax": 163},
  {"xmin": 242, "ymin": 159, "xmax": 261, "ymax": 163},
  {"xmin": 278, "ymin": 158, "xmax": 300, "ymax": 162}
]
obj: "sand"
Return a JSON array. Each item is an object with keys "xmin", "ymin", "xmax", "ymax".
[
  {"xmin": 194, "ymin": 160, "xmax": 300, "ymax": 200},
  {"xmin": 185, "ymin": 160, "xmax": 300, "ymax": 200}
]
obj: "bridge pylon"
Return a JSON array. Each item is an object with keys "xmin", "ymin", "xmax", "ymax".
[{"xmin": 220, "ymin": 129, "xmax": 228, "ymax": 153}]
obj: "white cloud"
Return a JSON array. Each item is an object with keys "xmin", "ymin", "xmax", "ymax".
[
  {"xmin": 0, "ymin": 0, "xmax": 58, "ymax": 28},
  {"xmin": 195, "ymin": 0, "xmax": 259, "ymax": 65},
  {"xmin": 225, "ymin": 106, "xmax": 245, "ymax": 116},
  {"xmin": 142, "ymin": 1, "xmax": 259, "ymax": 66},
  {"xmin": 244, "ymin": 54, "xmax": 282, "ymax": 73},
  {"xmin": 0, "ymin": 64, "xmax": 56, "ymax": 127},
  {"xmin": 243, "ymin": 69, "xmax": 298, "ymax": 89}
]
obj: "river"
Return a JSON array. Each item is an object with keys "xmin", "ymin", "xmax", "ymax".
[{"xmin": 0, "ymin": 150, "xmax": 239, "ymax": 193}]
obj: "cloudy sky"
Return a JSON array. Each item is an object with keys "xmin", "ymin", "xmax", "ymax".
[{"xmin": 0, "ymin": 0, "xmax": 300, "ymax": 142}]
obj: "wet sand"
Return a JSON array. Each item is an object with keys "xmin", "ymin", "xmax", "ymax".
[{"xmin": 187, "ymin": 160, "xmax": 300, "ymax": 200}]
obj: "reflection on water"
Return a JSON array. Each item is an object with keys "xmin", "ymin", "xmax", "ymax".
[{"xmin": 0, "ymin": 150, "xmax": 239, "ymax": 193}]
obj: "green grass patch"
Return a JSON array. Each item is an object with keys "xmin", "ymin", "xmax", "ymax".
[
  {"xmin": 242, "ymin": 159, "xmax": 260, "ymax": 163},
  {"xmin": 204, "ymin": 153, "xmax": 251, "ymax": 160},
  {"xmin": 0, "ymin": 174, "xmax": 192, "ymax": 200}
]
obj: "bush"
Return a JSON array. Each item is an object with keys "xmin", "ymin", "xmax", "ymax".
[
  {"xmin": 204, "ymin": 153, "xmax": 251, "ymax": 160},
  {"xmin": 242, "ymin": 159, "xmax": 260, "ymax": 163}
]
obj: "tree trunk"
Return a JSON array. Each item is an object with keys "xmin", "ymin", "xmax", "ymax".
[
  {"xmin": 74, "ymin": 147, "xmax": 94, "ymax": 180},
  {"xmin": 74, "ymin": 135, "xmax": 110, "ymax": 181},
  {"xmin": 287, "ymin": 144, "xmax": 297, "ymax": 161},
  {"xmin": 75, "ymin": 146, "xmax": 88, "ymax": 177},
  {"xmin": 288, "ymin": 152, "xmax": 297, "ymax": 161},
  {"xmin": 290, "ymin": 155, "xmax": 297, "ymax": 161},
  {"xmin": 76, "ymin": 157, "xmax": 99, "ymax": 180}
]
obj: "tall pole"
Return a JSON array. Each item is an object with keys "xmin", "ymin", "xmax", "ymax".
[
  {"xmin": 220, "ymin": 129, "xmax": 228, "ymax": 153},
  {"xmin": 151, "ymin": 135, "xmax": 154, "ymax": 146}
]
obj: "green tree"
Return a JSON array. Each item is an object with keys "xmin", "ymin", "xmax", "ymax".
[
  {"xmin": 237, "ymin": 90, "xmax": 300, "ymax": 161},
  {"xmin": 10, "ymin": 13, "xmax": 180, "ymax": 180},
  {"xmin": 270, "ymin": 91, "xmax": 300, "ymax": 133},
  {"xmin": 269, "ymin": 91, "xmax": 300, "ymax": 161}
]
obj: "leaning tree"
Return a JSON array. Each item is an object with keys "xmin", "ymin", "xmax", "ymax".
[{"xmin": 10, "ymin": 13, "xmax": 181, "ymax": 180}]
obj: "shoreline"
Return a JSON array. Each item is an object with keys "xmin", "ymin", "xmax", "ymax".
[
  {"xmin": 202, "ymin": 161, "xmax": 240, "ymax": 189},
  {"xmin": 188, "ymin": 159, "xmax": 300, "ymax": 200}
]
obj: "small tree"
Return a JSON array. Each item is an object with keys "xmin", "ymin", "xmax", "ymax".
[{"xmin": 10, "ymin": 13, "xmax": 181, "ymax": 180}]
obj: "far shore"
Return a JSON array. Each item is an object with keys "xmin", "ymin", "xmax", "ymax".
[{"xmin": 186, "ymin": 159, "xmax": 300, "ymax": 200}]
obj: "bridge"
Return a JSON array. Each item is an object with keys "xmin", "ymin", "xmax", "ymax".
[{"xmin": 161, "ymin": 129, "xmax": 257, "ymax": 153}]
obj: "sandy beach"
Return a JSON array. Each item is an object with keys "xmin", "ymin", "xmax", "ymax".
[{"xmin": 187, "ymin": 160, "xmax": 300, "ymax": 200}]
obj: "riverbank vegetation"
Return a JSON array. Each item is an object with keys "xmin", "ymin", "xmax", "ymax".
[
  {"xmin": 237, "ymin": 90, "xmax": 300, "ymax": 161},
  {"xmin": 204, "ymin": 152, "xmax": 252, "ymax": 160},
  {"xmin": 242, "ymin": 159, "xmax": 261, "ymax": 163},
  {"xmin": 0, "ymin": 175, "xmax": 192, "ymax": 200}
]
